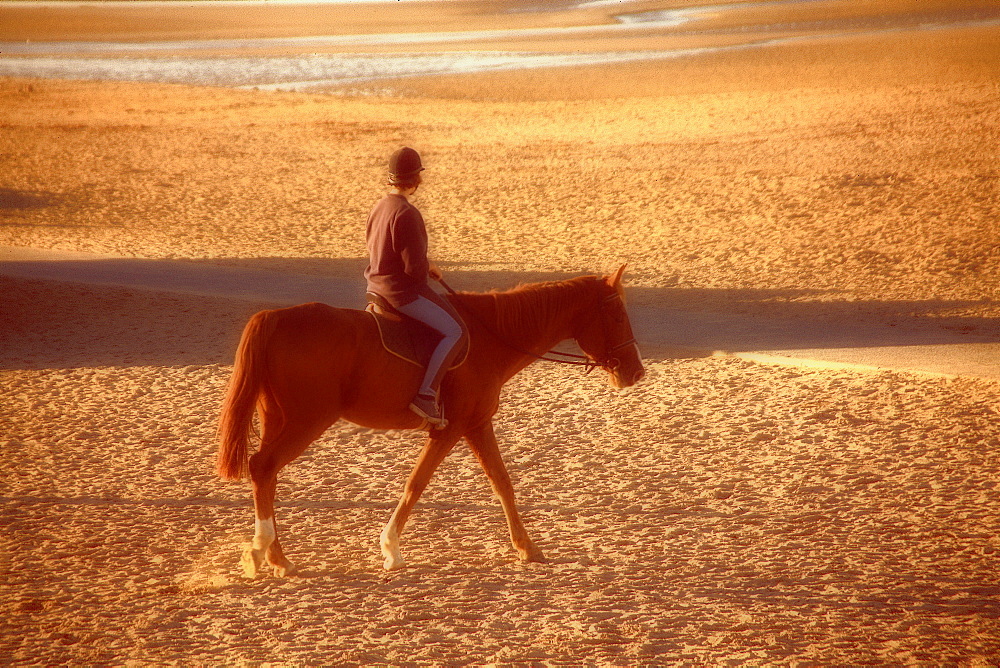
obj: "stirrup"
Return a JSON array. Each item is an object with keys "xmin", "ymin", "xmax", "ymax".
[{"xmin": 409, "ymin": 393, "xmax": 446, "ymax": 428}]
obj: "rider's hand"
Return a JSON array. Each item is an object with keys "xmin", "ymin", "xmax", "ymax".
[{"xmin": 429, "ymin": 263, "xmax": 443, "ymax": 281}]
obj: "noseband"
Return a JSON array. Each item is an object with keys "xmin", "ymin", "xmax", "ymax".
[{"xmin": 585, "ymin": 292, "xmax": 638, "ymax": 374}]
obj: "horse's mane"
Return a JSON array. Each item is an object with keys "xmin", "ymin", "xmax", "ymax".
[{"xmin": 450, "ymin": 276, "xmax": 597, "ymax": 343}]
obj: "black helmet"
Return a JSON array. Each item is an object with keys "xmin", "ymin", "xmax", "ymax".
[{"xmin": 388, "ymin": 146, "xmax": 424, "ymax": 185}]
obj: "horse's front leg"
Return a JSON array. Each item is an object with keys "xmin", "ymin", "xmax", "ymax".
[
  {"xmin": 380, "ymin": 432, "xmax": 460, "ymax": 570},
  {"xmin": 465, "ymin": 420, "xmax": 545, "ymax": 564}
]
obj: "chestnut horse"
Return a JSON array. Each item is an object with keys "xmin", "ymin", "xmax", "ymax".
[{"xmin": 217, "ymin": 265, "xmax": 644, "ymax": 576}]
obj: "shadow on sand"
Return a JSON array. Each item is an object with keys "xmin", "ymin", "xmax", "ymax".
[
  {"xmin": 1, "ymin": 255, "xmax": 997, "ymax": 370},
  {"xmin": 0, "ymin": 188, "xmax": 61, "ymax": 215}
]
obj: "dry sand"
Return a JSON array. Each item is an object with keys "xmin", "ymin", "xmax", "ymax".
[
  {"xmin": 2, "ymin": 0, "xmax": 1000, "ymax": 664},
  {"xmin": 4, "ymin": 276, "xmax": 1000, "ymax": 665}
]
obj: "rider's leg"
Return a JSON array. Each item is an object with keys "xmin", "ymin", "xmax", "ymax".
[{"xmin": 397, "ymin": 291, "xmax": 467, "ymax": 421}]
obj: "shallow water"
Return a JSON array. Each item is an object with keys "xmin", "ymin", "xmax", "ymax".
[
  {"xmin": 0, "ymin": 49, "xmax": 721, "ymax": 93},
  {"xmin": 0, "ymin": 3, "xmax": 699, "ymax": 55},
  {"xmin": 0, "ymin": 0, "xmax": 997, "ymax": 93}
]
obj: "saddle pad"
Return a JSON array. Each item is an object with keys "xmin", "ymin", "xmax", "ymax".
[{"xmin": 366, "ymin": 303, "xmax": 468, "ymax": 370}]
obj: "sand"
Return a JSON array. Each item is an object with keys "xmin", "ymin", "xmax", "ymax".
[
  {"xmin": 4, "ymin": 276, "xmax": 1000, "ymax": 664},
  {"xmin": 2, "ymin": 0, "xmax": 1000, "ymax": 664},
  {"xmin": 2, "ymin": 23, "xmax": 998, "ymax": 317}
]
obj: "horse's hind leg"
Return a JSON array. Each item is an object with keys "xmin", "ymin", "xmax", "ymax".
[
  {"xmin": 466, "ymin": 420, "xmax": 545, "ymax": 564},
  {"xmin": 244, "ymin": 415, "xmax": 328, "ymax": 578}
]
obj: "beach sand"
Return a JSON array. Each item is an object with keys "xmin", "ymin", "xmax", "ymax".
[{"xmin": 2, "ymin": 0, "xmax": 1000, "ymax": 663}]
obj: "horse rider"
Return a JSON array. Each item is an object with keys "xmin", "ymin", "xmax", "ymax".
[{"xmin": 364, "ymin": 146, "xmax": 469, "ymax": 427}]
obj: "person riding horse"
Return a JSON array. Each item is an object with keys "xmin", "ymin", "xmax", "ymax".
[
  {"xmin": 364, "ymin": 147, "xmax": 469, "ymax": 427},
  {"xmin": 217, "ymin": 147, "xmax": 643, "ymax": 576}
]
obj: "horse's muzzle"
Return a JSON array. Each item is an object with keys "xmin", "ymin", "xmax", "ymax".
[{"xmin": 610, "ymin": 364, "xmax": 645, "ymax": 389}]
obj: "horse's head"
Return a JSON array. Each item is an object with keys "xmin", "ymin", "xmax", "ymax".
[{"xmin": 575, "ymin": 265, "xmax": 645, "ymax": 389}]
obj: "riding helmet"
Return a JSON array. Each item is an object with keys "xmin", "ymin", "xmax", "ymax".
[{"xmin": 388, "ymin": 146, "xmax": 425, "ymax": 184}]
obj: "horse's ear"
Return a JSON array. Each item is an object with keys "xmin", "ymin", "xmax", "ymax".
[{"xmin": 608, "ymin": 264, "xmax": 627, "ymax": 287}]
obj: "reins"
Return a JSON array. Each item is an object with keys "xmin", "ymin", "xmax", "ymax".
[{"xmin": 437, "ymin": 277, "xmax": 618, "ymax": 373}]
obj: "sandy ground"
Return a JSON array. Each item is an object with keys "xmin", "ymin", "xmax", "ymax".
[
  {"xmin": 3, "ymin": 276, "xmax": 1000, "ymax": 665},
  {"xmin": 2, "ymin": 25, "xmax": 998, "ymax": 319},
  {"xmin": 2, "ymin": 0, "xmax": 1000, "ymax": 664}
]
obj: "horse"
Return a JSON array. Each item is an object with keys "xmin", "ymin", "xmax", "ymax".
[{"xmin": 217, "ymin": 265, "xmax": 645, "ymax": 576}]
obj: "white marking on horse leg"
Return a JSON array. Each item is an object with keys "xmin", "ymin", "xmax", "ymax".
[
  {"xmin": 380, "ymin": 522, "xmax": 405, "ymax": 570},
  {"xmin": 242, "ymin": 517, "xmax": 275, "ymax": 578},
  {"xmin": 253, "ymin": 517, "xmax": 276, "ymax": 551}
]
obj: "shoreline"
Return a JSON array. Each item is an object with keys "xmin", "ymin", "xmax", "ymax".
[
  {"xmin": 1, "ymin": 0, "xmax": 997, "ymax": 93},
  {"xmin": 6, "ymin": 20, "xmax": 1000, "ymax": 94}
]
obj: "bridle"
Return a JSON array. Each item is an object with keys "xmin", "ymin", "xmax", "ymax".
[
  {"xmin": 585, "ymin": 291, "xmax": 639, "ymax": 374},
  {"xmin": 439, "ymin": 278, "xmax": 636, "ymax": 374}
]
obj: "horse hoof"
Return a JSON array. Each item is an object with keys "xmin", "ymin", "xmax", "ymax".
[
  {"xmin": 383, "ymin": 554, "xmax": 406, "ymax": 571},
  {"xmin": 241, "ymin": 547, "xmax": 263, "ymax": 578},
  {"xmin": 520, "ymin": 547, "xmax": 547, "ymax": 564},
  {"xmin": 273, "ymin": 562, "xmax": 298, "ymax": 577}
]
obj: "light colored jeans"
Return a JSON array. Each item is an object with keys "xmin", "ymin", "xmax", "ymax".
[{"xmin": 398, "ymin": 291, "xmax": 467, "ymax": 396}]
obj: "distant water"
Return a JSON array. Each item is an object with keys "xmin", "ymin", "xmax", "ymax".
[
  {"xmin": 0, "ymin": 49, "xmax": 732, "ymax": 93},
  {"xmin": 0, "ymin": 0, "xmax": 997, "ymax": 93}
]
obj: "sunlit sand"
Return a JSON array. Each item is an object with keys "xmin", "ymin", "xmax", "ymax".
[{"xmin": 2, "ymin": 0, "xmax": 999, "ymax": 664}]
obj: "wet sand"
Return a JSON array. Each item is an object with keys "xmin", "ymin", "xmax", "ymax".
[{"xmin": 2, "ymin": 0, "xmax": 1000, "ymax": 664}]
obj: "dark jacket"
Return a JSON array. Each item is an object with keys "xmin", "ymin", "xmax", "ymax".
[{"xmin": 364, "ymin": 194, "xmax": 430, "ymax": 308}]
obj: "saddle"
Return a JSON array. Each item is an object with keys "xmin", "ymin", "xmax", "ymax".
[{"xmin": 365, "ymin": 293, "xmax": 469, "ymax": 370}]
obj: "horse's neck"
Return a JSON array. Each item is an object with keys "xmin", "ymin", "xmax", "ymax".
[
  {"xmin": 522, "ymin": 286, "xmax": 586, "ymax": 353},
  {"xmin": 460, "ymin": 278, "xmax": 591, "ymax": 364}
]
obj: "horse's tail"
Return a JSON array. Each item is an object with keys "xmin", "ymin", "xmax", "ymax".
[{"xmin": 216, "ymin": 309, "xmax": 279, "ymax": 481}]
